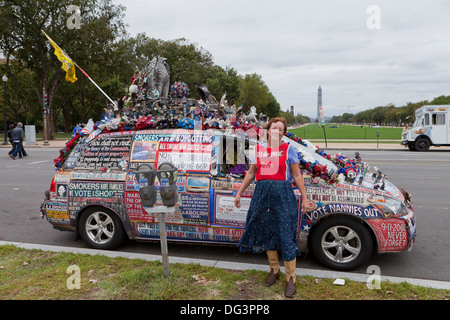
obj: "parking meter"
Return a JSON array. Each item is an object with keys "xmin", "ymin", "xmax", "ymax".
[
  {"xmin": 136, "ymin": 164, "xmax": 157, "ymax": 207},
  {"xmin": 156, "ymin": 162, "xmax": 178, "ymax": 207}
]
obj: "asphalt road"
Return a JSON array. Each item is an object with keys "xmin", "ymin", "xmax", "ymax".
[{"xmin": 0, "ymin": 147, "xmax": 449, "ymax": 282}]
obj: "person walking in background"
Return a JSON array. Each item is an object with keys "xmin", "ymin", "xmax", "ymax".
[
  {"xmin": 234, "ymin": 117, "xmax": 308, "ymax": 298},
  {"xmin": 9, "ymin": 122, "xmax": 24, "ymax": 160},
  {"xmin": 7, "ymin": 123, "xmax": 15, "ymax": 156},
  {"xmin": 19, "ymin": 123, "xmax": 27, "ymax": 157}
]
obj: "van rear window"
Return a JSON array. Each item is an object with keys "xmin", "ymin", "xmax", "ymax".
[
  {"xmin": 74, "ymin": 135, "xmax": 133, "ymax": 171},
  {"xmin": 62, "ymin": 136, "xmax": 88, "ymax": 169}
]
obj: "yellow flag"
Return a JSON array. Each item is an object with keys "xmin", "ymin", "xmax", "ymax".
[{"xmin": 43, "ymin": 32, "xmax": 77, "ymax": 83}]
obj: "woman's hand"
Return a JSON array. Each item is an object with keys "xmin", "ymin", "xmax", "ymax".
[
  {"xmin": 290, "ymin": 163, "xmax": 309, "ymax": 213},
  {"xmin": 234, "ymin": 193, "xmax": 241, "ymax": 208},
  {"xmin": 301, "ymin": 195, "xmax": 308, "ymax": 213},
  {"xmin": 234, "ymin": 164, "xmax": 256, "ymax": 209}
]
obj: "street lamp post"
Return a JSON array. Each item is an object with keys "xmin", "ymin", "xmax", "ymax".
[
  {"xmin": 42, "ymin": 88, "xmax": 49, "ymax": 146},
  {"xmin": 2, "ymin": 75, "xmax": 7, "ymax": 145}
]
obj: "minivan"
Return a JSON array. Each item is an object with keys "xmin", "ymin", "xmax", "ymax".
[{"xmin": 41, "ymin": 127, "xmax": 416, "ymax": 271}]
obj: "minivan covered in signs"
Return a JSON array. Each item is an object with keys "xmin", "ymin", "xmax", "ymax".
[{"xmin": 42, "ymin": 127, "xmax": 416, "ymax": 271}]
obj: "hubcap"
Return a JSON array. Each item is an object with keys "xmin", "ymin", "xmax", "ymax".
[
  {"xmin": 85, "ymin": 212, "xmax": 115, "ymax": 244},
  {"xmin": 321, "ymin": 225, "xmax": 361, "ymax": 263}
]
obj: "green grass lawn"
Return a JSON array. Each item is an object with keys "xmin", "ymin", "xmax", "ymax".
[
  {"xmin": 35, "ymin": 132, "xmax": 73, "ymax": 140},
  {"xmin": 289, "ymin": 124, "xmax": 403, "ymax": 140},
  {"xmin": 33, "ymin": 125, "xmax": 403, "ymax": 141},
  {"xmin": 1, "ymin": 245, "xmax": 448, "ymax": 300}
]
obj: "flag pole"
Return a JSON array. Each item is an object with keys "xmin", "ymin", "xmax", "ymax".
[
  {"xmin": 41, "ymin": 30, "xmax": 116, "ymax": 106},
  {"xmin": 73, "ymin": 62, "xmax": 116, "ymax": 105}
]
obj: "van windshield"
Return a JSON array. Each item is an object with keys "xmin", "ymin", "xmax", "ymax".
[{"xmin": 413, "ymin": 114, "xmax": 423, "ymax": 127}]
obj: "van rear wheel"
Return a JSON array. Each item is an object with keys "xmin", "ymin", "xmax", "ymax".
[{"xmin": 79, "ymin": 207, "xmax": 124, "ymax": 250}]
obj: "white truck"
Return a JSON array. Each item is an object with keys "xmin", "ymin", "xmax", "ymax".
[{"xmin": 402, "ymin": 105, "xmax": 450, "ymax": 151}]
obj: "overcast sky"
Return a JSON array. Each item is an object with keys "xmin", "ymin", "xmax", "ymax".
[{"xmin": 121, "ymin": 0, "xmax": 450, "ymax": 118}]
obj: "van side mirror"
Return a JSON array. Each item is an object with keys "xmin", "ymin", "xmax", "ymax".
[{"xmin": 136, "ymin": 164, "xmax": 157, "ymax": 207}]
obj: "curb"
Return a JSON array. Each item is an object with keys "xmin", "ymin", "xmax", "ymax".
[{"xmin": 1, "ymin": 240, "xmax": 449, "ymax": 290}]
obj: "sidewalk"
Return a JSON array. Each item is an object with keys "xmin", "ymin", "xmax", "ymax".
[{"xmin": 0, "ymin": 139, "xmax": 68, "ymax": 149}]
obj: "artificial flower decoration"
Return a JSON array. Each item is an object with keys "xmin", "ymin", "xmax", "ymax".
[
  {"xmin": 286, "ymin": 131, "xmax": 365, "ymax": 185},
  {"xmin": 170, "ymin": 81, "xmax": 189, "ymax": 99}
]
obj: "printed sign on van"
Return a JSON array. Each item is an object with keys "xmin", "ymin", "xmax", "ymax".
[
  {"xmin": 74, "ymin": 135, "xmax": 132, "ymax": 171},
  {"xmin": 214, "ymin": 194, "xmax": 250, "ymax": 227},
  {"xmin": 180, "ymin": 193, "xmax": 209, "ymax": 224},
  {"xmin": 156, "ymin": 142, "xmax": 212, "ymax": 172},
  {"xmin": 68, "ymin": 181, "xmax": 126, "ymax": 219},
  {"xmin": 130, "ymin": 141, "xmax": 158, "ymax": 162},
  {"xmin": 132, "ymin": 131, "xmax": 213, "ymax": 172}
]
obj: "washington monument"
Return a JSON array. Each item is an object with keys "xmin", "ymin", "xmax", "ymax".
[{"xmin": 317, "ymin": 86, "xmax": 322, "ymax": 124}]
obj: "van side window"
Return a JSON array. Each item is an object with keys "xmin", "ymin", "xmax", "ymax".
[
  {"xmin": 74, "ymin": 135, "xmax": 133, "ymax": 171},
  {"xmin": 218, "ymin": 136, "xmax": 252, "ymax": 178},
  {"xmin": 432, "ymin": 113, "xmax": 445, "ymax": 125}
]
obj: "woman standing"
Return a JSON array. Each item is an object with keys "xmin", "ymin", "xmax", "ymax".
[{"xmin": 234, "ymin": 117, "xmax": 308, "ymax": 298}]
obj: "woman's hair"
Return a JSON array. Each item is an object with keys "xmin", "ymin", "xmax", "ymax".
[{"xmin": 264, "ymin": 117, "xmax": 287, "ymax": 134}]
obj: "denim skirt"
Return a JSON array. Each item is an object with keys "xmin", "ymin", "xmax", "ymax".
[{"xmin": 237, "ymin": 180, "xmax": 301, "ymax": 261}]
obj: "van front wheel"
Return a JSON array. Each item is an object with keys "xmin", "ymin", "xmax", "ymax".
[
  {"xmin": 79, "ymin": 207, "xmax": 124, "ymax": 250},
  {"xmin": 414, "ymin": 138, "xmax": 430, "ymax": 151},
  {"xmin": 310, "ymin": 217, "xmax": 373, "ymax": 271}
]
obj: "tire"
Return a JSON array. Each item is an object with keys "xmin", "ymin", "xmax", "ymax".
[
  {"xmin": 414, "ymin": 138, "xmax": 430, "ymax": 151},
  {"xmin": 79, "ymin": 207, "xmax": 125, "ymax": 250},
  {"xmin": 407, "ymin": 142, "xmax": 416, "ymax": 151},
  {"xmin": 310, "ymin": 216, "xmax": 373, "ymax": 271}
]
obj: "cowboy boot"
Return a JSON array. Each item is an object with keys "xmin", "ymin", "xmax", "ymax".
[
  {"xmin": 284, "ymin": 258, "xmax": 296, "ymax": 298},
  {"xmin": 264, "ymin": 251, "xmax": 280, "ymax": 286},
  {"xmin": 285, "ymin": 278, "xmax": 296, "ymax": 298}
]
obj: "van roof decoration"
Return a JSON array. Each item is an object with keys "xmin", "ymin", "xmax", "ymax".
[{"xmin": 53, "ymin": 58, "xmax": 376, "ymax": 186}]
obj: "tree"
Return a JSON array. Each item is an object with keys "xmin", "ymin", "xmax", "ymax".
[
  {"xmin": 204, "ymin": 65, "xmax": 240, "ymax": 102},
  {"xmin": 118, "ymin": 34, "xmax": 215, "ymax": 92},
  {"xmin": 279, "ymin": 110, "xmax": 295, "ymax": 125},
  {"xmin": 0, "ymin": 60, "xmax": 37, "ymax": 125},
  {"xmin": 0, "ymin": 0, "xmax": 126, "ymax": 139},
  {"xmin": 263, "ymin": 93, "xmax": 281, "ymax": 118},
  {"xmin": 430, "ymin": 95, "xmax": 450, "ymax": 105},
  {"xmin": 236, "ymin": 73, "xmax": 271, "ymax": 113},
  {"xmin": 372, "ymin": 106, "xmax": 386, "ymax": 125},
  {"xmin": 384, "ymin": 107, "xmax": 398, "ymax": 126},
  {"xmin": 295, "ymin": 114, "xmax": 311, "ymax": 124}
]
